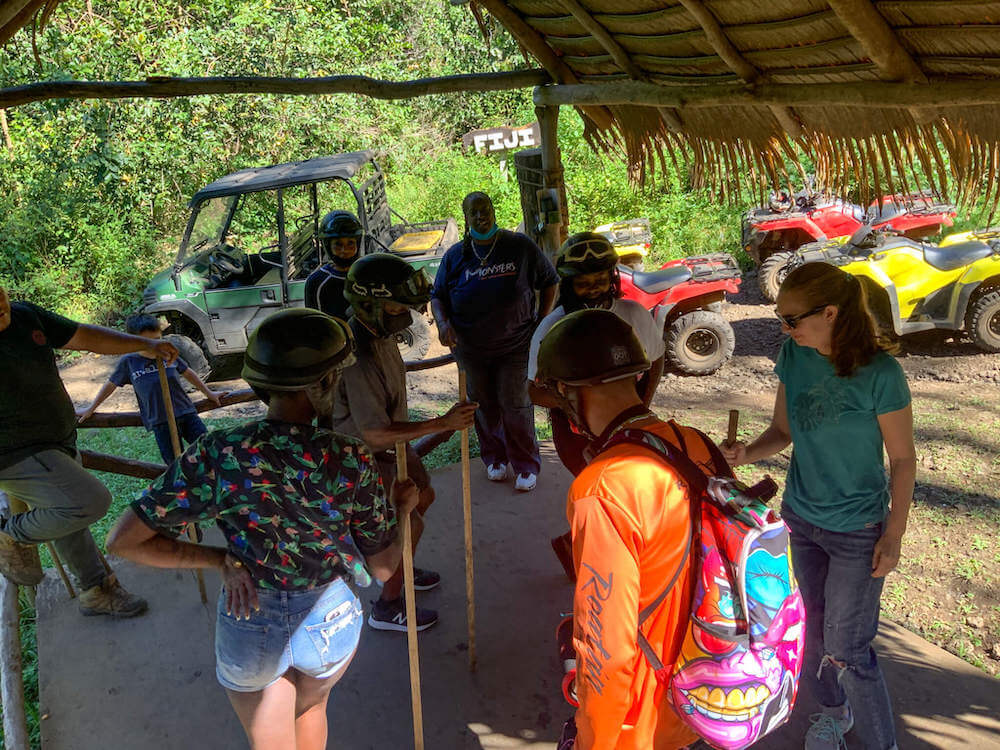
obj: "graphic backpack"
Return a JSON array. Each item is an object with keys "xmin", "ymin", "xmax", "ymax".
[{"xmin": 600, "ymin": 424, "xmax": 805, "ymax": 750}]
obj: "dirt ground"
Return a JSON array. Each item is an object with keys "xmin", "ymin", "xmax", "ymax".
[{"xmin": 58, "ymin": 274, "xmax": 1000, "ymax": 676}]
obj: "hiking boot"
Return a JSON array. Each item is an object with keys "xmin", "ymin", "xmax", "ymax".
[
  {"xmin": 805, "ymin": 704, "xmax": 853, "ymax": 750},
  {"xmin": 78, "ymin": 574, "xmax": 148, "ymax": 618},
  {"xmin": 550, "ymin": 532, "xmax": 576, "ymax": 582},
  {"xmin": 0, "ymin": 531, "xmax": 43, "ymax": 586},
  {"xmin": 412, "ymin": 567, "xmax": 440, "ymax": 591},
  {"xmin": 368, "ymin": 597, "xmax": 438, "ymax": 632},
  {"xmin": 486, "ymin": 463, "xmax": 508, "ymax": 481},
  {"xmin": 515, "ymin": 472, "xmax": 537, "ymax": 492}
]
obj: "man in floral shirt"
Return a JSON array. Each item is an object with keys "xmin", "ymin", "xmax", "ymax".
[{"xmin": 108, "ymin": 309, "xmax": 418, "ymax": 750}]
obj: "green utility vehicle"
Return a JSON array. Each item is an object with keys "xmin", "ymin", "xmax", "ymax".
[{"xmin": 140, "ymin": 152, "xmax": 458, "ymax": 378}]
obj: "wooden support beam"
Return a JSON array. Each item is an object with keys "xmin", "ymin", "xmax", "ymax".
[
  {"xmin": 78, "ymin": 388, "xmax": 259, "ymax": 429},
  {"xmin": 533, "ymin": 79, "xmax": 1000, "ymax": 109},
  {"xmin": 560, "ymin": 0, "xmax": 645, "ymax": 80},
  {"xmin": 80, "ymin": 450, "xmax": 166, "ymax": 479},
  {"xmin": 0, "ymin": 575, "xmax": 29, "ymax": 750},
  {"xmin": 472, "ymin": 0, "xmax": 614, "ymax": 130},
  {"xmin": 826, "ymin": 0, "xmax": 927, "ymax": 83},
  {"xmin": 0, "ymin": 0, "xmax": 47, "ymax": 45},
  {"xmin": 536, "ymin": 104, "xmax": 569, "ymax": 256},
  {"xmin": 675, "ymin": 0, "xmax": 802, "ymax": 138},
  {"xmin": 676, "ymin": 0, "xmax": 757, "ymax": 82},
  {"xmin": 0, "ymin": 69, "xmax": 551, "ymax": 110}
]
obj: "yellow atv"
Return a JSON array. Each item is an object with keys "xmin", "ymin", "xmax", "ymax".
[
  {"xmin": 804, "ymin": 226, "xmax": 1000, "ymax": 351},
  {"xmin": 593, "ymin": 218, "xmax": 651, "ymax": 270}
]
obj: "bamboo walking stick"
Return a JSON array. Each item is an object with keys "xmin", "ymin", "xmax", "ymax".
[
  {"xmin": 395, "ymin": 443, "xmax": 425, "ymax": 750},
  {"xmin": 728, "ymin": 409, "xmax": 740, "ymax": 446},
  {"xmin": 457, "ymin": 369, "xmax": 477, "ymax": 672},
  {"xmin": 157, "ymin": 359, "xmax": 208, "ymax": 604}
]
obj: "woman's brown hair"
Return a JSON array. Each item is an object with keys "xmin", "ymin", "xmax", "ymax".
[{"xmin": 780, "ymin": 263, "xmax": 897, "ymax": 377}]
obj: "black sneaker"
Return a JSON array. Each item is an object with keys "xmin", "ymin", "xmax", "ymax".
[
  {"xmin": 412, "ymin": 567, "xmax": 441, "ymax": 591},
  {"xmin": 368, "ymin": 597, "xmax": 438, "ymax": 632}
]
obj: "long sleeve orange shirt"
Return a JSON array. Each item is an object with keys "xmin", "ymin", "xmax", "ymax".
[{"xmin": 569, "ymin": 417, "xmax": 715, "ymax": 750}]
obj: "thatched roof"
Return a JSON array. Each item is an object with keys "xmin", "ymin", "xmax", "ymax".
[
  {"xmin": 7, "ymin": 0, "xmax": 1000, "ymax": 203},
  {"xmin": 469, "ymin": 0, "xmax": 1000, "ymax": 205}
]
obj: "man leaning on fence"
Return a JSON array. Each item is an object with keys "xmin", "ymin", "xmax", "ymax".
[{"xmin": 0, "ymin": 284, "xmax": 174, "ymax": 616}]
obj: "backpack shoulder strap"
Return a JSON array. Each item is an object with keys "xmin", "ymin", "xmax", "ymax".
[{"xmin": 595, "ymin": 428, "xmax": 705, "ymax": 629}]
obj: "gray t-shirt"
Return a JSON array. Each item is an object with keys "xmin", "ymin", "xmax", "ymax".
[{"xmin": 332, "ymin": 317, "xmax": 408, "ymax": 441}]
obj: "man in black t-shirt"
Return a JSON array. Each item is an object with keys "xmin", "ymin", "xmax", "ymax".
[
  {"xmin": 0, "ymin": 285, "xmax": 175, "ymax": 616},
  {"xmin": 303, "ymin": 210, "xmax": 364, "ymax": 320}
]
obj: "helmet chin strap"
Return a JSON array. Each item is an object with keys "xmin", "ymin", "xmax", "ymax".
[
  {"xmin": 552, "ymin": 384, "xmax": 597, "ymax": 442},
  {"xmin": 332, "ymin": 252, "xmax": 359, "ymax": 270},
  {"xmin": 305, "ymin": 376, "xmax": 338, "ymax": 421}
]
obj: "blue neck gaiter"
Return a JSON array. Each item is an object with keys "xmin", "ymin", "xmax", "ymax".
[{"xmin": 469, "ymin": 224, "xmax": 500, "ymax": 241}]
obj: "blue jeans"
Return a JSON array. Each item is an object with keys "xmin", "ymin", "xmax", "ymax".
[
  {"xmin": 782, "ymin": 507, "xmax": 896, "ymax": 750},
  {"xmin": 456, "ymin": 347, "xmax": 540, "ymax": 476},
  {"xmin": 151, "ymin": 412, "xmax": 207, "ymax": 464},
  {"xmin": 215, "ymin": 578, "xmax": 363, "ymax": 692}
]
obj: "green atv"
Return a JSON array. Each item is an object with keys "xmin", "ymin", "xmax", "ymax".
[{"xmin": 140, "ymin": 152, "xmax": 458, "ymax": 378}]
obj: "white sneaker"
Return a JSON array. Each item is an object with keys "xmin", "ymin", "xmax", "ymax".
[
  {"xmin": 514, "ymin": 472, "xmax": 537, "ymax": 492},
  {"xmin": 805, "ymin": 704, "xmax": 853, "ymax": 750},
  {"xmin": 486, "ymin": 463, "xmax": 508, "ymax": 481}
]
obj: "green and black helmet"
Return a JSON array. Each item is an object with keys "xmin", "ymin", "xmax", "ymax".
[
  {"xmin": 344, "ymin": 253, "xmax": 431, "ymax": 337},
  {"xmin": 345, "ymin": 253, "xmax": 431, "ymax": 308},
  {"xmin": 536, "ymin": 308, "xmax": 649, "ymax": 387},
  {"xmin": 556, "ymin": 232, "xmax": 619, "ymax": 278},
  {"xmin": 318, "ymin": 210, "xmax": 363, "ymax": 241},
  {"xmin": 242, "ymin": 308, "xmax": 356, "ymax": 391}
]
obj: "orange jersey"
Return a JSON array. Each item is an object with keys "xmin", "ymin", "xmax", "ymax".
[{"xmin": 568, "ymin": 417, "xmax": 716, "ymax": 750}]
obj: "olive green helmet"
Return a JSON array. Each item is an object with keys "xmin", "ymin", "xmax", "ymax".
[
  {"xmin": 556, "ymin": 232, "xmax": 619, "ymax": 278},
  {"xmin": 242, "ymin": 308, "xmax": 356, "ymax": 390},
  {"xmin": 344, "ymin": 253, "xmax": 431, "ymax": 336},
  {"xmin": 536, "ymin": 308, "xmax": 650, "ymax": 387}
]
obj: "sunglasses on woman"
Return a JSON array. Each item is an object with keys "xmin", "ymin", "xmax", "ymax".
[{"xmin": 775, "ymin": 304, "xmax": 827, "ymax": 329}]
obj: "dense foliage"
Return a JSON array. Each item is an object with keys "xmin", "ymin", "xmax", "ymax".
[{"xmin": 0, "ymin": 0, "xmax": 751, "ymax": 323}]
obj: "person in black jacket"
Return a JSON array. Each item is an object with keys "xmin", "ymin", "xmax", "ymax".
[{"xmin": 304, "ymin": 210, "xmax": 364, "ymax": 320}]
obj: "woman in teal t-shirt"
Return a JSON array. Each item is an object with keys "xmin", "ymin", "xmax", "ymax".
[{"xmin": 722, "ymin": 263, "xmax": 915, "ymax": 750}]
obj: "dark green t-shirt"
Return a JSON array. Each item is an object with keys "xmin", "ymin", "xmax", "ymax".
[
  {"xmin": 0, "ymin": 302, "xmax": 80, "ymax": 470},
  {"xmin": 775, "ymin": 338, "xmax": 911, "ymax": 532}
]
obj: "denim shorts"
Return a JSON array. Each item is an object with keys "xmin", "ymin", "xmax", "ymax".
[{"xmin": 215, "ymin": 577, "xmax": 363, "ymax": 692}]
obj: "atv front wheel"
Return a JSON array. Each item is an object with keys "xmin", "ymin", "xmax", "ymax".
[
  {"xmin": 968, "ymin": 289, "xmax": 1000, "ymax": 352},
  {"xmin": 164, "ymin": 334, "xmax": 212, "ymax": 380},
  {"xmin": 758, "ymin": 252, "xmax": 795, "ymax": 302},
  {"xmin": 396, "ymin": 312, "xmax": 432, "ymax": 362},
  {"xmin": 664, "ymin": 310, "xmax": 735, "ymax": 375}
]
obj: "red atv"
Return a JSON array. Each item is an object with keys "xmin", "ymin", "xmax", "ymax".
[
  {"xmin": 743, "ymin": 190, "xmax": 956, "ymax": 300},
  {"xmin": 618, "ymin": 253, "xmax": 742, "ymax": 375}
]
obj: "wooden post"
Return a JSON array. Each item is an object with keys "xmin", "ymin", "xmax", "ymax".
[
  {"xmin": 728, "ymin": 409, "xmax": 740, "ymax": 446},
  {"xmin": 458, "ymin": 370, "xmax": 477, "ymax": 672},
  {"xmin": 535, "ymin": 103, "xmax": 568, "ymax": 257},
  {"xmin": 156, "ymin": 359, "xmax": 208, "ymax": 604},
  {"xmin": 0, "ymin": 109, "xmax": 12, "ymax": 151},
  {"xmin": 395, "ymin": 443, "xmax": 425, "ymax": 750},
  {"xmin": 0, "ymin": 574, "xmax": 29, "ymax": 750},
  {"xmin": 46, "ymin": 542, "xmax": 75, "ymax": 598}
]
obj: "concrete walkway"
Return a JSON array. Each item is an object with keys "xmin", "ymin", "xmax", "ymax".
[{"xmin": 36, "ymin": 446, "xmax": 1000, "ymax": 749}]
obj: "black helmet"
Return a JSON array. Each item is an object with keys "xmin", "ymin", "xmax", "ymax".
[
  {"xmin": 556, "ymin": 232, "xmax": 618, "ymax": 278},
  {"xmin": 242, "ymin": 308, "xmax": 356, "ymax": 390},
  {"xmin": 344, "ymin": 253, "xmax": 431, "ymax": 337},
  {"xmin": 319, "ymin": 210, "xmax": 363, "ymax": 240},
  {"xmin": 536, "ymin": 309, "xmax": 649, "ymax": 387},
  {"xmin": 345, "ymin": 253, "xmax": 431, "ymax": 308}
]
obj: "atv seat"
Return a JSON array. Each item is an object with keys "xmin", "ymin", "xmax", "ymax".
[
  {"xmin": 625, "ymin": 265, "xmax": 692, "ymax": 294},
  {"xmin": 923, "ymin": 241, "xmax": 995, "ymax": 272}
]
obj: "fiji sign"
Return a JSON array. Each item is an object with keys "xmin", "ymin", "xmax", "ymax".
[{"xmin": 462, "ymin": 123, "xmax": 541, "ymax": 155}]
